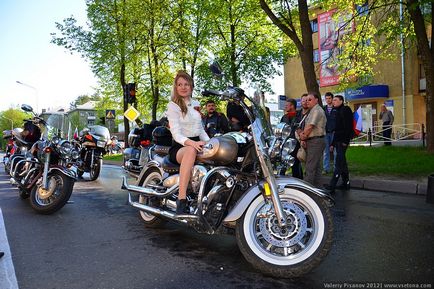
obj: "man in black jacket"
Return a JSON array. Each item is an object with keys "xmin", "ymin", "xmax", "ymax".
[
  {"xmin": 203, "ymin": 100, "xmax": 230, "ymax": 137},
  {"xmin": 325, "ymin": 95, "xmax": 353, "ymax": 193}
]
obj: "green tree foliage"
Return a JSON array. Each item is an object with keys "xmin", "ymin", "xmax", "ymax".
[{"xmin": 0, "ymin": 109, "xmax": 31, "ymax": 149}]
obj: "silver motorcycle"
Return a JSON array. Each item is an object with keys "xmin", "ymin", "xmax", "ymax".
[{"xmin": 122, "ymin": 80, "xmax": 333, "ymax": 278}]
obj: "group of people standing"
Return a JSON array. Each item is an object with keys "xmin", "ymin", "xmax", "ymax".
[{"xmin": 280, "ymin": 91, "xmax": 353, "ymax": 193}]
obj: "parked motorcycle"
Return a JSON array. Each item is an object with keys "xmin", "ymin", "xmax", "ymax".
[
  {"xmin": 2, "ymin": 129, "xmax": 18, "ymax": 173},
  {"xmin": 107, "ymin": 135, "xmax": 123, "ymax": 155},
  {"xmin": 123, "ymin": 119, "xmax": 170, "ymax": 174},
  {"xmin": 121, "ymin": 64, "xmax": 334, "ymax": 278},
  {"xmin": 74, "ymin": 125, "xmax": 110, "ymax": 181},
  {"xmin": 9, "ymin": 106, "xmax": 79, "ymax": 214}
]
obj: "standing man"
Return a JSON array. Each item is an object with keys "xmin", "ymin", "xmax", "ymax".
[
  {"xmin": 325, "ymin": 95, "xmax": 354, "ymax": 193},
  {"xmin": 379, "ymin": 104, "xmax": 394, "ymax": 146},
  {"xmin": 323, "ymin": 92, "xmax": 336, "ymax": 173},
  {"xmin": 280, "ymin": 98, "xmax": 303, "ymax": 179},
  {"xmin": 203, "ymin": 100, "xmax": 230, "ymax": 137},
  {"xmin": 297, "ymin": 92, "xmax": 326, "ymax": 187}
]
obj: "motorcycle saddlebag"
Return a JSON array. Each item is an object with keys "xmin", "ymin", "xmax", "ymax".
[{"xmin": 152, "ymin": 126, "xmax": 172, "ymax": 146}]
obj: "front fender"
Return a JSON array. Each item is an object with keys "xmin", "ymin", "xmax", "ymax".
[
  {"xmin": 48, "ymin": 166, "xmax": 77, "ymax": 181},
  {"xmin": 223, "ymin": 176, "xmax": 334, "ymax": 223}
]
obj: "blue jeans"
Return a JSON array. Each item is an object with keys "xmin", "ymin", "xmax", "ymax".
[{"xmin": 323, "ymin": 132, "xmax": 335, "ymax": 172}]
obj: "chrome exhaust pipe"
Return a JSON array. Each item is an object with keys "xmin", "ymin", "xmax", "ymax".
[
  {"xmin": 121, "ymin": 176, "xmax": 178, "ymax": 197},
  {"xmin": 127, "ymin": 192, "xmax": 197, "ymax": 222}
]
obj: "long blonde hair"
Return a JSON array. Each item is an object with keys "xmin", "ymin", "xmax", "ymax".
[{"xmin": 171, "ymin": 70, "xmax": 194, "ymax": 116}]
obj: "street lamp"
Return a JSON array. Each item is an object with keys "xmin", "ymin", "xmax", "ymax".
[{"xmin": 16, "ymin": 80, "xmax": 39, "ymax": 113}]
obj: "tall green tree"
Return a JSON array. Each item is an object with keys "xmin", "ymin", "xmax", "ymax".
[
  {"xmin": 209, "ymin": 0, "xmax": 288, "ymax": 92},
  {"xmin": 260, "ymin": 0, "xmax": 321, "ymax": 101}
]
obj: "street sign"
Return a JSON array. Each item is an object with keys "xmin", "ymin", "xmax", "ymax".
[
  {"xmin": 106, "ymin": 109, "xmax": 116, "ymax": 119},
  {"xmin": 124, "ymin": 106, "xmax": 140, "ymax": 122}
]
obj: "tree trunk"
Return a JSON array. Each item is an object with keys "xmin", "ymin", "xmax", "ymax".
[
  {"xmin": 121, "ymin": 63, "xmax": 129, "ymax": 146},
  {"xmin": 407, "ymin": 0, "xmax": 434, "ymax": 152},
  {"xmin": 259, "ymin": 0, "xmax": 320, "ymax": 103}
]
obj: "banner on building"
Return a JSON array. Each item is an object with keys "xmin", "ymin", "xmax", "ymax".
[{"xmin": 318, "ymin": 9, "xmax": 353, "ymax": 87}]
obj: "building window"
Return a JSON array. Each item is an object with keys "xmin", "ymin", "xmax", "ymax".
[
  {"xmin": 311, "ymin": 19, "xmax": 318, "ymax": 33},
  {"xmin": 313, "ymin": 49, "xmax": 319, "ymax": 63},
  {"xmin": 88, "ymin": 120, "xmax": 95, "ymax": 125},
  {"xmin": 88, "ymin": 112, "xmax": 95, "ymax": 117}
]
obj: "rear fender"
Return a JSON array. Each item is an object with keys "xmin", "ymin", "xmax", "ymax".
[
  {"xmin": 223, "ymin": 176, "xmax": 334, "ymax": 223},
  {"xmin": 136, "ymin": 160, "xmax": 164, "ymax": 185}
]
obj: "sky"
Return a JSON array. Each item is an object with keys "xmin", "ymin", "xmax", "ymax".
[
  {"xmin": 0, "ymin": 1, "xmax": 284, "ymax": 115},
  {"xmin": 0, "ymin": 0, "xmax": 97, "ymax": 114}
]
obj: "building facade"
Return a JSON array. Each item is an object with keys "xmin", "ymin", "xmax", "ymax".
[{"xmin": 283, "ymin": 6, "xmax": 428, "ymax": 133}]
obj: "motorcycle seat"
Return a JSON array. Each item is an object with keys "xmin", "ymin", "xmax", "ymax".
[{"xmin": 162, "ymin": 156, "xmax": 180, "ymax": 174}]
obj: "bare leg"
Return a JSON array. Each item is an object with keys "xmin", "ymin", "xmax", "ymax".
[{"xmin": 176, "ymin": 146, "xmax": 197, "ymax": 199}]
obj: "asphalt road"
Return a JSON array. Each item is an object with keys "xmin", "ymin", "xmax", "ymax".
[{"xmin": 0, "ymin": 163, "xmax": 433, "ymax": 289}]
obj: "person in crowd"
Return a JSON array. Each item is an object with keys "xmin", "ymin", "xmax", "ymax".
[
  {"xmin": 166, "ymin": 71, "xmax": 210, "ymax": 215},
  {"xmin": 280, "ymin": 98, "xmax": 303, "ymax": 179},
  {"xmin": 296, "ymin": 92, "xmax": 326, "ymax": 187},
  {"xmin": 324, "ymin": 95, "xmax": 354, "ymax": 193},
  {"xmin": 323, "ymin": 91, "xmax": 336, "ymax": 174},
  {"xmin": 227, "ymin": 99, "xmax": 250, "ymax": 132},
  {"xmin": 379, "ymin": 104, "xmax": 394, "ymax": 146},
  {"xmin": 202, "ymin": 100, "xmax": 230, "ymax": 138}
]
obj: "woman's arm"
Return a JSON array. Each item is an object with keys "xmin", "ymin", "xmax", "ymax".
[{"xmin": 166, "ymin": 102, "xmax": 188, "ymax": 145}]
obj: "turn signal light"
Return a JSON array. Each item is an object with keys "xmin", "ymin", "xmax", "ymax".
[
  {"xmin": 44, "ymin": 147, "xmax": 52, "ymax": 153},
  {"xmin": 85, "ymin": 134, "xmax": 93, "ymax": 141},
  {"xmin": 141, "ymin": 140, "xmax": 151, "ymax": 146}
]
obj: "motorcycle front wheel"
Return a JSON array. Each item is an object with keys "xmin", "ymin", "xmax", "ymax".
[
  {"xmin": 235, "ymin": 189, "xmax": 333, "ymax": 278},
  {"xmin": 89, "ymin": 159, "xmax": 102, "ymax": 181},
  {"xmin": 29, "ymin": 171, "xmax": 74, "ymax": 214},
  {"xmin": 137, "ymin": 168, "xmax": 166, "ymax": 227}
]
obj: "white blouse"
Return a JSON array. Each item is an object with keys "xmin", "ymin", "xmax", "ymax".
[{"xmin": 166, "ymin": 99, "xmax": 210, "ymax": 146}]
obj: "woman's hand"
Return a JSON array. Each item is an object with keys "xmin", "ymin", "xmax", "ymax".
[{"xmin": 187, "ymin": 140, "xmax": 206, "ymax": 152}]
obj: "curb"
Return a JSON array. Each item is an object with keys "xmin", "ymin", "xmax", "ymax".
[
  {"xmin": 320, "ymin": 176, "xmax": 427, "ymax": 195},
  {"xmin": 104, "ymin": 158, "xmax": 428, "ymax": 196}
]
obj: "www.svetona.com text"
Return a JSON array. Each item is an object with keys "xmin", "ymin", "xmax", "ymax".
[{"xmin": 323, "ymin": 282, "xmax": 432, "ymax": 289}]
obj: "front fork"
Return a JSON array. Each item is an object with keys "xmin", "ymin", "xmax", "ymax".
[{"xmin": 42, "ymin": 152, "xmax": 51, "ymax": 190}]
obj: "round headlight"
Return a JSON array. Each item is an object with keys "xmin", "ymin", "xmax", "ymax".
[
  {"xmin": 59, "ymin": 141, "xmax": 72, "ymax": 155},
  {"xmin": 269, "ymin": 139, "xmax": 282, "ymax": 159},
  {"xmin": 273, "ymin": 122, "xmax": 292, "ymax": 139},
  {"xmin": 71, "ymin": 149, "xmax": 79, "ymax": 160},
  {"xmin": 281, "ymin": 139, "xmax": 297, "ymax": 160}
]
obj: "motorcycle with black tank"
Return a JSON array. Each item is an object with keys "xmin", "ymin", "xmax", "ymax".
[
  {"xmin": 9, "ymin": 106, "xmax": 78, "ymax": 214},
  {"xmin": 74, "ymin": 125, "xmax": 110, "ymax": 180},
  {"xmin": 121, "ymin": 64, "xmax": 334, "ymax": 278}
]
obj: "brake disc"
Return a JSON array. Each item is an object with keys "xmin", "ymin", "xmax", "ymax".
[{"xmin": 258, "ymin": 201, "xmax": 308, "ymax": 247}]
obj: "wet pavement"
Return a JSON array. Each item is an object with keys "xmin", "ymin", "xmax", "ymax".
[{"xmin": 0, "ymin": 164, "xmax": 433, "ymax": 288}]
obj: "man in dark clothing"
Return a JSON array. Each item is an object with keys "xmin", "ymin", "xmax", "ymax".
[
  {"xmin": 227, "ymin": 100, "xmax": 250, "ymax": 132},
  {"xmin": 280, "ymin": 98, "xmax": 303, "ymax": 179},
  {"xmin": 323, "ymin": 92, "xmax": 336, "ymax": 173},
  {"xmin": 203, "ymin": 100, "xmax": 230, "ymax": 137},
  {"xmin": 325, "ymin": 95, "xmax": 353, "ymax": 193},
  {"xmin": 379, "ymin": 104, "xmax": 394, "ymax": 146}
]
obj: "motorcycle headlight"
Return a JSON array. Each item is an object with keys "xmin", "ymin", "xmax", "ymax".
[
  {"xmin": 269, "ymin": 139, "xmax": 282, "ymax": 159},
  {"xmin": 281, "ymin": 138, "xmax": 297, "ymax": 161},
  {"xmin": 97, "ymin": 140, "xmax": 106, "ymax": 148},
  {"xmin": 59, "ymin": 141, "xmax": 72, "ymax": 156},
  {"xmin": 273, "ymin": 122, "xmax": 292, "ymax": 139},
  {"xmin": 71, "ymin": 148, "xmax": 80, "ymax": 160}
]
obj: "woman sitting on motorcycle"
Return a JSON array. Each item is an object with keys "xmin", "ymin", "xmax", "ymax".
[{"xmin": 166, "ymin": 70, "xmax": 210, "ymax": 215}]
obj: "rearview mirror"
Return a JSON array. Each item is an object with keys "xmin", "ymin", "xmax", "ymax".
[
  {"xmin": 209, "ymin": 62, "xmax": 224, "ymax": 78},
  {"xmin": 21, "ymin": 104, "xmax": 33, "ymax": 112}
]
